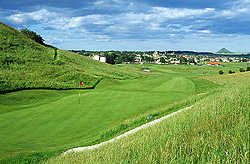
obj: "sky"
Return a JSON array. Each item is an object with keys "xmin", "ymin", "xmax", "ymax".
[{"xmin": 1, "ymin": 0, "xmax": 250, "ymax": 52}]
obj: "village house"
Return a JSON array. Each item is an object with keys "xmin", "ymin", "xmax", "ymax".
[
  {"xmin": 207, "ymin": 62, "xmax": 220, "ymax": 66},
  {"xmin": 222, "ymin": 58, "xmax": 230, "ymax": 62},
  {"xmin": 92, "ymin": 55, "xmax": 106, "ymax": 63},
  {"xmin": 134, "ymin": 54, "xmax": 142, "ymax": 63}
]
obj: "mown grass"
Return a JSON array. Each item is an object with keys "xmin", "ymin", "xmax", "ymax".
[
  {"xmin": 0, "ymin": 63, "xmax": 220, "ymax": 163},
  {"xmin": 47, "ymin": 72, "xmax": 249, "ymax": 164}
]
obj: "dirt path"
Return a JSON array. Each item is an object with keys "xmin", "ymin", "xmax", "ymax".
[{"xmin": 65, "ymin": 105, "xmax": 193, "ymax": 154}]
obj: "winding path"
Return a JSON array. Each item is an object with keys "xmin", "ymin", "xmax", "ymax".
[{"xmin": 65, "ymin": 105, "xmax": 193, "ymax": 154}]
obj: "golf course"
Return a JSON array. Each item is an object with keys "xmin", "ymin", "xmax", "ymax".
[
  {"xmin": 0, "ymin": 64, "xmax": 212, "ymax": 162},
  {"xmin": 1, "ymin": 63, "xmax": 249, "ymax": 163},
  {"xmin": 0, "ymin": 22, "xmax": 249, "ymax": 163}
]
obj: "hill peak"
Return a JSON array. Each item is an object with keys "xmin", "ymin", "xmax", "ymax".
[{"xmin": 217, "ymin": 48, "xmax": 231, "ymax": 53}]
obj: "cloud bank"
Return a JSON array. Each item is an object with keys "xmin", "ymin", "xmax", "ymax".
[{"xmin": 1, "ymin": 0, "xmax": 249, "ymax": 51}]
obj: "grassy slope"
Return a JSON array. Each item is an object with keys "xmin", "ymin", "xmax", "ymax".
[
  {"xmin": 0, "ymin": 64, "xmax": 218, "ymax": 163},
  {"xmin": 202, "ymin": 71, "xmax": 250, "ymax": 85},
  {"xmin": 0, "ymin": 22, "xmax": 143, "ymax": 93},
  {"xmin": 47, "ymin": 72, "xmax": 250, "ymax": 164}
]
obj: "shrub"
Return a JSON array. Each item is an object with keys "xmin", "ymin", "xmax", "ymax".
[
  {"xmin": 228, "ymin": 70, "xmax": 235, "ymax": 74},
  {"xmin": 20, "ymin": 28, "xmax": 45, "ymax": 45},
  {"xmin": 246, "ymin": 67, "xmax": 250, "ymax": 71},
  {"xmin": 239, "ymin": 68, "xmax": 245, "ymax": 72},
  {"xmin": 219, "ymin": 70, "xmax": 223, "ymax": 75}
]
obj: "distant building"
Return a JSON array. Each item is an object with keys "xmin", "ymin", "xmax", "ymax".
[
  {"xmin": 207, "ymin": 62, "xmax": 220, "ymax": 66},
  {"xmin": 153, "ymin": 51, "xmax": 158, "ymax": 57},
  {"xmin": 92, "ymin": 55, "xmax": 100, "ymax": 61},
  {"xmin": 92, "ymin": 55, "xmax": 106, "ymax": 63},
  {"xmin": 100, "ymin": 56, "xmax": 106, "ymax": 63}
]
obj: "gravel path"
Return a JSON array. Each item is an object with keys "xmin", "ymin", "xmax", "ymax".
[{"xmin": 65, "ymin": 105, "xmax": 193, "ymax": 154}]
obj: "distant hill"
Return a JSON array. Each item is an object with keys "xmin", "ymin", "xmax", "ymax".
[
  {"xmin": 217, "ymin": 48, "xmax": 231, "ymax": 53},
  {"xmin": 0, "ymin": 22, "xmax": 143, "ymax": 93}
]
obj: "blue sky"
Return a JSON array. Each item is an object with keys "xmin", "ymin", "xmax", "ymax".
[{"xmin": 1, "ymin": 0, "xmax": 250, "ymax": 52}]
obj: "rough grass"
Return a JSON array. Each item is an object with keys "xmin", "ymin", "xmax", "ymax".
[
  {"xmin": 47, "ymin": 75, "xmax": 249, "ymax": 164},
  {"xmin": 201, "ymin": 71, "xmax": 250, "ymax": 85},
  {"xmin": 0, "ymin": 22, "xmax": 144, "ymax": 93}
]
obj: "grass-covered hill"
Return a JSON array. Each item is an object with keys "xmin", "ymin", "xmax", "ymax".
[{"xmin": 0, "ymin": 22, "xmax": 143, "ymax": 93}]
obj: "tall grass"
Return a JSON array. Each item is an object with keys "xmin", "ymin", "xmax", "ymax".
[
  {"xmin": 0, "ymin": 23, "xmax": 144, "ymax": 93},
  {"xmin": 47, "ymin": 79, "xmax": 249, "ymax": 163}
]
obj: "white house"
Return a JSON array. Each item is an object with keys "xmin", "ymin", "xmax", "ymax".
[
  {"xmin": 92, "ymin": 55, "xmax": 100, "ymax": 61},
  {"xmin": 92, "ymin": 55, "xmax": 106, "ymax": 63},
  {"xmin": 100, "ymin": 56, "xmax": 106, "ymax": 63}
]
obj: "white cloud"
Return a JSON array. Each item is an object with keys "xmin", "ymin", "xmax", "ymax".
[
  {"xmin": 91, "ymin": 0, "xmax": 127, "ymax": 10},
  {"xmin": 93, "ymin": 0, "xmax": 106, "ymax": 6},
  {"xmin": 147, "ymin": 23, "xmax": 163, "ymax": 31},
  {"xmin": 220, "ymin": 10, "xmax": 236, "ymax": 18},
  {"xmin": 6, "ymin": 9, "xmax": 57, "ymax": 24},
  {"xmin": 104, "ymin": 25, "xmax": 129, "ymax": 33},
  {"xmin": 93, "ymin": 34, "xmax": 111, "ymax": 42},
  {"xmin": 149, "ymin": 7, "xmax": 215, "ymax": 20},
  {"xmin": 56, "ymin": 14, "xmax": 108, "ymax": 30},
  {"xmin": 218, "ymin": 0, "xmax": 250, "ymax": 19},
  {"xmin": 60, "ymin": 17, "xmax": 84, "ymax": 29},
  {"xmin": 93, "ymin": 20, "xmax": 111, "ymax": 25},
  {"xmin": 199, "ymin": 30, "xmax": 211, "ymax": 34}
]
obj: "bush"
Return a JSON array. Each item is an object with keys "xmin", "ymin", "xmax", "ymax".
[
  {"xmin": 20, "ymin": 28, "xmax": 45, "ymax": 45},
  {"xmin": 219, "ymin": 70, "xmax": 223, "ymax": 75},
  {"xmin": 246, "ymin": 67, "xmax": 250, "ymax": 71},
  {"xmin": 228, "ymin": 70, "xmax": 235, "ymax": 74},
  {"xmin": 239, "ymin": 68, "xmax": 245, "ymax": 72}
]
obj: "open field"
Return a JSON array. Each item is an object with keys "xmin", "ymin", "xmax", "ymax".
[
  {"xmin": 0, "ymin": 64, "xmax": 222, "ymax": 163},
  {"xmin": 47, "ymin": 70, "xmax": 250, "ymax": 164}
]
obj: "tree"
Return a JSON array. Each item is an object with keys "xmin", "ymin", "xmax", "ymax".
[
  {"xmin": 145, "ymin": 56, "xmax": 154, "ymax": 63},
  {"xmin": 127, "ymin": 54, "xmax": 135, "ymax": 62},
  {"xmin": 246, "ymin": 67, "xmax": 250, "ymax": 71},
  {"xmin": 188, "ymin": 58, "xmax": 196, "ymax": 64},
  {"xmin": 219, "ymin": 70, "xmax": 224, "ymax": 75},
  {"xmin": 179, "ymin": 56, "xmax": 187, "ymax": 64},
  {"xmin": 20, "ymin": 28, "xmax": 44, "ymax": 45},
  {"xmin": 241, "ymin": 58, "xmax": 247, "ymax": 62},
  {"xmin": 228, "ymin": 70, "xmax": 235, "ymax": 74},
  {"xmin": 160, "ymin": 57, "xmax": 165, "ymax": 63}
]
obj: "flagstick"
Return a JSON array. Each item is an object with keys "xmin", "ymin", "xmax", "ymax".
[
  {"xmin": 79, "ymin": 85, "xmax": 80, "ymax": 104},
  {"xmin": 79, "ymin": 82, "xmax": 84, "ymax": 104}
]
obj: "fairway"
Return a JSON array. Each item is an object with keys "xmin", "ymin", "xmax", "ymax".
[{"xmin": 0, "ymin": 64, "xmax": 218, "ymax": 163}]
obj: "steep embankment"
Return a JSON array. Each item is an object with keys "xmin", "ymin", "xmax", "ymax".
[{"xmin": 0, "ymin": 22, "xmax": 143, "ymax": 93}]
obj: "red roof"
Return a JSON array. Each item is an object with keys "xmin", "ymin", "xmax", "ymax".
[{"xmin": 207, "ymin": 62, "xmax": 220, "ymax": 65}]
